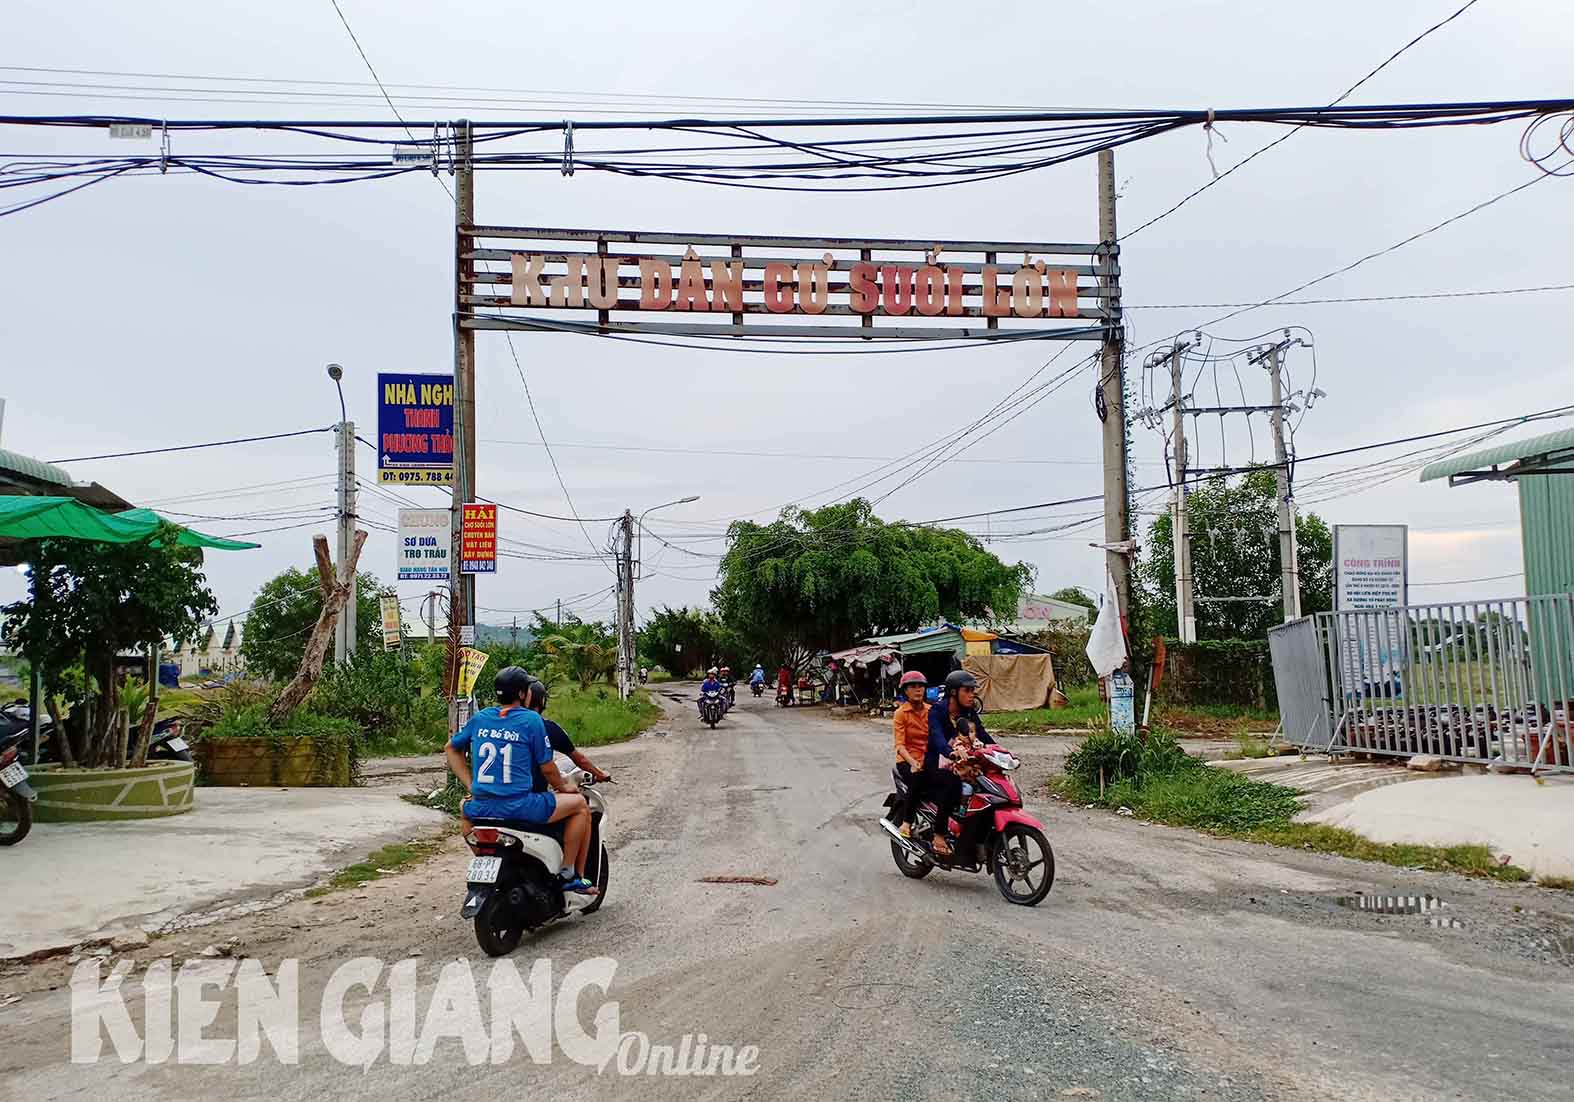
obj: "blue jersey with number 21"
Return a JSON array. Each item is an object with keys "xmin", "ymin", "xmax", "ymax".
[{"xmin": 450, "ymin": 705, "xmax": 552, "ymax": 801}]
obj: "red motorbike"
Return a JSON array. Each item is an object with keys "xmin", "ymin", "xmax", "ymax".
[{"xmin": 880, "ymin": 745, "xmax": 1054, "ymax": 906}]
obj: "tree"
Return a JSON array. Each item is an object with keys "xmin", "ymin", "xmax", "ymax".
[
  {"xmin": 2, "ymin": 526, "xmax": 218, "ymax": 767},
  {"xmin": 241, "ymin": 564, "xmax": 383, "ymax": 682},
  {"xmin": 712, "ymin": 498, "xmax": 1032, "ymax": 656},
  {"xmin": 638, "ymin": 606, "xmax": 726, "ymax": 677},
  {"xmin": 1139, "ymin": 469, "xmax": 1333, "ymax": 640},
  {"xmin": 1047, "ymin": 586, "xmax": 1098, "ymax": 616}
]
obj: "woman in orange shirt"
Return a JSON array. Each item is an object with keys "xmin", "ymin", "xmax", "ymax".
[{"xmin": 888, "ymin": 670, "xmax": 930, "ymax": 839}]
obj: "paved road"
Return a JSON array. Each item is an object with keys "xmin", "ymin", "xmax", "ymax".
[{"xmin": 3, "ymin": 686, "xmax": 1571, "ymax": 1100}]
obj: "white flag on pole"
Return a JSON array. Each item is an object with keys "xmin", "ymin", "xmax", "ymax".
[{"xmin": 1085, "ymin": 568, "xmax": 1127, "ymax": 678}]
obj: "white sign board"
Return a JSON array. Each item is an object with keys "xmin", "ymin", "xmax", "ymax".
[
  {"xmin": 1334, "ymin": 525, "xmax": 1409, "ymax": 689},
  {"xmin": 397, "ymin": 509, "xmax": 451, "ymax": 582},
  {"xmin": 108, "ymin": 123, "xmax": 153, "ymax": 140}
]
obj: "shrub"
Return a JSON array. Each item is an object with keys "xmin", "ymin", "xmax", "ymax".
[
  {"xmin": 202, "ymin": 703, "xmax": 362, "ymax": 785},
  {"xmin": 1064, "ymin": 729, "xmax": 1194, "ymax": 788},
  {"xmin": 310, "ymin": 649, "xmax": 444, "ymax": 747}
]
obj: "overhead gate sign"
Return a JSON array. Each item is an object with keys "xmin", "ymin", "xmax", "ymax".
[
  {"xmin": 459, "ymin": 227, "xmax": 1117, "ymax": 342},
  {"xmin": 377, "ymin": 372, "xmax": 454, "ymax": 484}
]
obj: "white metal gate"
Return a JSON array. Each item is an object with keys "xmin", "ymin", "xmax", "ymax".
[{"xmin": 1272, "ymin": 594, "xmax": 1574, "ymax": 774}]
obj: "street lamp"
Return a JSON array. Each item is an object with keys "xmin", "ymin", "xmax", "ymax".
[
  {"xmin": 326, "ymin": 362, "xmax": 346, "ymax": 425},
  {"xmin": 636, "ymin": 495, "xmax": 700, "ymax": 579}
]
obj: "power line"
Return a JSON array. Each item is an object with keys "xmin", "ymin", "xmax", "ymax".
[
  {"xmin": 48, "ymin": 426, "xmax": 330, "ymax": 463},
  {"xmin": 1127, "ymin": 281, "xmax": 1574, "ymax": 309},
  {"xmin": 1126, "ymin": 0, "xmax": 1485, "ymax": 239},
  {"xmin": 1411, "ymin": 572, "xmax": 1524, "ymax": 587}
]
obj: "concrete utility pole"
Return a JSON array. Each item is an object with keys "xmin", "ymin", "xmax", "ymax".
[
  {"xmin": 448, "ymin": 119, "xmax": 476, "ymax": 701},
  {"xmin": 615, "ymin": 510, "xmax": 636, "ymax": 700},
  {"xmin": 1262, "ymin": 339, "xmax": 1302, "ymax": 621},
  {"xmin": 1096, "ymin": 149, "xmax": 1132, "ymax": 643},
  {"xmin": 1167, "ymin": 339, "xmax": 1197, "ymax": 644},
  {"xmin": 328, "ymin": 362, "xmax": 356, "ymax": 663}
]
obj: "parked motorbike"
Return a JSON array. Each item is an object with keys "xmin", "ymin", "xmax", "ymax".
[
  {"xmin": 751, "ymin": 680, "xmax": 765, "ymax": 698},
  {"xmin": 0, "ymin": 704, "xmax": 188, "ymax": 765},
  {"xmin": 879, "ymin": 746, "xmax": 1054, "ymax": 906},
  {"xmin": 460, "ymin": 770, "xmax": 612, "ymax": 957},
  {"xmin": 0, "ymin": 729, "xmax": 38, "ymax": 846},
  {"xmin": 699, "ymin": 688, "xmax": 726, "ymax": 728}
]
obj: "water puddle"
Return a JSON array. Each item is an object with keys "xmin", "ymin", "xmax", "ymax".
[
  {"xmin": 1336, "ymin": 894, "xmax": 1464, "ymax": 927},
  {"xmin": 1336, "ymin": 893, "xmax": 1448, "ymax": 916}
]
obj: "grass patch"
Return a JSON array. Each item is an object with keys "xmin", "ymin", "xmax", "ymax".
[
  {"xmin": 1058, "ymin": 729, "xmax": 1533, "ymax": 883},
  {"xmin": 986, "ymin": 685, "xmax": 1277, "ymax": 737},
  {"xmin": 1536, "ymin": 874, "xmax": 1574, "ymax": 892},
  {"xmin": 362, "ymin": 726, "xmax": 449, "ymax": 758},
  {"xmin": 545, "ymin": 683, "xmax": 662, "ymax": 746},
  {"xmin": 1224, "ymin": 734, "xmax": 1276, "ymax": 760},
  {"xmin": 307, "ymin": 838, "xmax": 443, "ymax": 896}
]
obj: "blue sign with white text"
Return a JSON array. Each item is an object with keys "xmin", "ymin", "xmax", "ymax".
[{"xmin": 377, "ymin": 372, "xmax": 454, "ymax": 485}]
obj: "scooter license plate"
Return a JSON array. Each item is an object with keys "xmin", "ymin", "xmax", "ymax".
[
  {"xmin": 165, "ymin": 737, "xmax": 189, "ymax": 752},
  {"xmin": 1, "ymin": 762, "xmax": 27, "ymax": 788},
  {"xmin": 467, "ymin": 856, "xmax": 502, "ymax": 884}
]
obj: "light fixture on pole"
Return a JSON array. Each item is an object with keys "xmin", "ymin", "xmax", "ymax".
[{"xmin": 636, "ymin": 495, "xmax": 700, "ymax": 579}]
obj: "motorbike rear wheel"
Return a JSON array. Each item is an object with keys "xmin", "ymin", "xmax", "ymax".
[
  {"xmin": 990, "ymin": 824, "xmax": 1054, "ymax": 906},
  {"xmin": 889, "ymin": 838, "xmax": 933, "ymax": 879},
  {"xmin": 474, "ymin": 892, "xmax": 525, "ymax": 957},
  {"xmin": 0, "ymin": 788, "xmax": 32, "ymax": 846}
]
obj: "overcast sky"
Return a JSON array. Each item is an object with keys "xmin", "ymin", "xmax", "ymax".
[{"xmin": 2, "ymin": 0, "xmax": 1570, "ymax": 635}]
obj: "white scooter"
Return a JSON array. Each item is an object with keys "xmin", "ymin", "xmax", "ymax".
[{"xmin": 459, "ymin": 769, "xmax": 611, "ymax": 956}]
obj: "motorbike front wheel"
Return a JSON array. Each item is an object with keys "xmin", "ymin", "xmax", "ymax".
[
  {"xmin": 990, "ymin": 824, "xmax": 1054, "ymax": 906},
  {"xmin": 0, "ymin": 788, "xmax": 32, "ymax": 846},
  {"xmin": 473, "ymin": 892, "xmax": 525, "ymax": 957}
]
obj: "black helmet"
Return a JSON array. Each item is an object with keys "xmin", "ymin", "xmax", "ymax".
[
  {"xmin": 943, "ymin": 669, "xmax": 978, "ymax": 696},
  {"xmin": 528, "ymin": 679, "xmax": 549, "ymax": 713},
  {"xmin": 494, "ymin": 665, "xmax": 532, "ymax": 704}
]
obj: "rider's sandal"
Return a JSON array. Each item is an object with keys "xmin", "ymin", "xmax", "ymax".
[{"xmin": 562, "ymin": 876, "xmax": 599, "ymax": 895}]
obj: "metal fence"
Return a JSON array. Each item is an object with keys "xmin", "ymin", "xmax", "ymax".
[{"xmin": 1270, "ymin": 594, "xmax": 1574, "ymax": 774}]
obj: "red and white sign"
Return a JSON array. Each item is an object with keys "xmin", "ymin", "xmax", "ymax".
[{"xmin": 460, "ymin": 503, "xmax": 497, "ymax": 574}]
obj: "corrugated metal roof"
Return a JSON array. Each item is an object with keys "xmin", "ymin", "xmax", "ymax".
[
  {"xmin": 1418, "ymin": 427, "xmax": 1574, "ymax": 483},
  {"xmin": 0, "ymin": 447, "xmax": 73, "ymax": 490}
]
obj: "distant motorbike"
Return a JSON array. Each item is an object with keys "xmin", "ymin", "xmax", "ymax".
[
  {"xmin": 751, "ymin": 680, "xmax": 765, "ymax": 698},
  {"xmin": 0, "ymin": 728, "xmax": 38, "ymax": 846},
  {"xmin": 879, "ymin": 745, "xmax": 1054, "ymax": 906},
  {"xmin": 460, "ymin": 770, "xmax": 611, "ymax": 957},
  {"xmin": 638, "ymin": 670, "xmax": 649, "ymax": 685},
  {"xmin": 699, "ymin": 689, "xmax": 726, "ymax": 728},
  {"xmin": 775, "ymin": 685, "xmax": 794, "ymax": 707}
]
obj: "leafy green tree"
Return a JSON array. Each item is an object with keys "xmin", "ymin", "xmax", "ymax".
[
  {"xmin": 241, "ymin": 566, "xmax": 383, "ymax": 682},
  {"xmin": 1139, "ymin": 469, "xmax": 1333, "ymax": 640},
  {"xmin": 712, "ymin": 498, "xmax": 1032, "ymax": 656},
  {"xmin": 638, "ymin": 606, "xmax": 726, "ymax": 677},
  {"xmin": 2, "ymin": 527, "xmax": 218, "ymax": 766},
  {"xmin": 1048, "ymin": 586, "xmax": 1098, "ymax": 616}
]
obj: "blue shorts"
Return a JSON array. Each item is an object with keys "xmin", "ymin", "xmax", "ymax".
[{"xmin": 463, "ymin": 790, "xmax": 557, "ymax": 824}]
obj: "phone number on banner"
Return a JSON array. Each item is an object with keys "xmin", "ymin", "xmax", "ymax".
[{"xmin": 379, "ymin": 469, "xmax": 454, "ymax": 484}]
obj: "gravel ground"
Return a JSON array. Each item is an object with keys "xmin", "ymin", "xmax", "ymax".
[{"xmin": 1, "ymin": 686, "xmax": 1570, "ymax": 1101}]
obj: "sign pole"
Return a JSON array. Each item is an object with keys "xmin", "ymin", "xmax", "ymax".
[
  {"xmin": 449, "ymin": 119, "xmax": 476, "ymax": 700},
  {"xmin": 1096, "ymin": 149, "xmax": 1132, "ymax": 651},
  {"xmin": 1169, "ymin": 340, "xmax": 1197, "ymax": 644}
]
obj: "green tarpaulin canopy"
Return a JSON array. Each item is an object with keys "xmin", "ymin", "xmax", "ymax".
[{"xmin": 0, "ymin": 496, "xmax": 260, "ymax": 553}]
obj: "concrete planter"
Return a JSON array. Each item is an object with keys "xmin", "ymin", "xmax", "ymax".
[
  {"xmin": 196, "ymin": 736, "xmax": 353, "ymax": 787},
  {"xmin": 28, "ymin": 761, "xmax": 195, "ymax": 822}
]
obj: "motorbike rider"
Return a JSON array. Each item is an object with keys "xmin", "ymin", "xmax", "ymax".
[
  {"xmin": 445, "ymin": 666, "xmax": 599, "ymax": 896},
  {"xmin": 921, "ymin": 669, "xmax": 996, "ymax": 857},
  {"xmin": 699, "ymin": 666, "xmax": 723, "ymax": 716},
  {"xmin": 776, "ymin": 664, "xmax": 793, "ymax": 702},
  {"xmin": 527, "ymin": 679, "xmax": 610, "ymax": 783},
  {"xmin": 886, "ymin": 670, "xmax": 930, "ymax": 840},
  {"xmin": 749, "ymin": 663, "xmax": 766, "ymax": 688}
]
